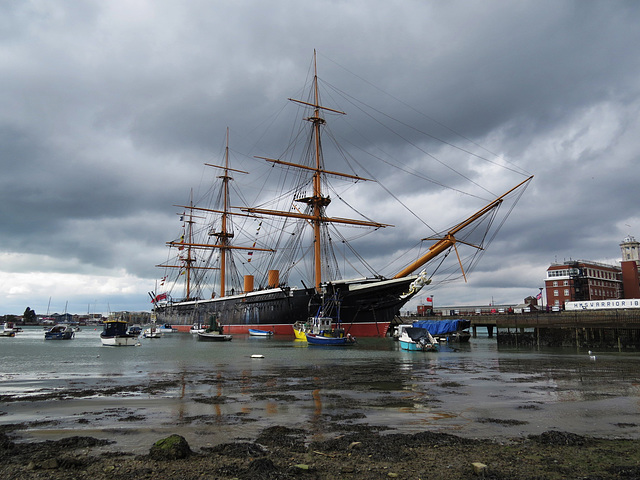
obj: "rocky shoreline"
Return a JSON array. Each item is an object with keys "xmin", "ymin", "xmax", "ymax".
[{"xmin": 2, "ymin": 424, "xmax": 640, "ymax": 479}]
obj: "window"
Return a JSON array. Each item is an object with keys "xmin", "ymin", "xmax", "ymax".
[
  {"xmin": 553, "ymin": 281, "xmax": 558, "ymax": 287},
  {"xmin": 564, "ymin": 289, "xmax": 569, "ymax": 296},
  {"xmin": 563, "ymin": 280, "xmax": 569, "ymax": 286},
  {"xmin": 554, "ymin": 289, "xmax": 559, "ymax": 296}
]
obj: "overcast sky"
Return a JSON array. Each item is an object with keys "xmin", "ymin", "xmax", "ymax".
[{"xmin": 2, "ymin": 0, "xmax": 640, "ymax": 316}]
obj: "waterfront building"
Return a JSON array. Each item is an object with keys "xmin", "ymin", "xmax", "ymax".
[
  {"xmin": 544, "ymin": 260, "xmax": 622, "ymax": 309},
  {"xmin": 620, "ymin": 235, "xmax": 640, "ymax": 298}
]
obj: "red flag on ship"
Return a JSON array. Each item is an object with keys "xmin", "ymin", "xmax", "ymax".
[{"xmin": 151, "ymin": 293, "xmax": 168, "ymax": 303}]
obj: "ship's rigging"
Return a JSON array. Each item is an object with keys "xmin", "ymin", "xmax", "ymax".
[{"xmin": 155, "ymin": 51, "xmax": 533, "ymax": 306}]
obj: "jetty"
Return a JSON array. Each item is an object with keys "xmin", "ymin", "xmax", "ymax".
[{"xmin": 402, "ymin": 310, "xmax": 640, "ymax": 350}]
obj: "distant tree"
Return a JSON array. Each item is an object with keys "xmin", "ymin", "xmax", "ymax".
[{"xmin": 23, "ymin": 307, "xmax": 37, "ymax": 323}]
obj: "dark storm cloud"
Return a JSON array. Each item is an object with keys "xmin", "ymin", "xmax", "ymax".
[{"xmin": 2, "ymin": 0, "xmax": 640, "ymax": 314}]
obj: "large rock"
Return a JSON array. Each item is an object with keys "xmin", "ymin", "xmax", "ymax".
[{"xmin": 149, "ymin": 434, "xmax": 192, "ymax": 460}]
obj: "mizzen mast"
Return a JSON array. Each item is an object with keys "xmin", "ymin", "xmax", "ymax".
[
  {"xmin": 156, "ymin": 195, "xmax": 205, "ymax": 300},
  {"xmin": 161, "ymin": 128, "xmax": 274, "ymax": 300}
]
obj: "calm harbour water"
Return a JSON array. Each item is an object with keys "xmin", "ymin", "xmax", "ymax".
[{"xmin": 1, "ymin": 326, "xmax": 639, "ymax": 453}]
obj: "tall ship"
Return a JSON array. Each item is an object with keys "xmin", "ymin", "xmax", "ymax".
[{"xmin": 152, "ymin": 53, "xmax": 532, "ymax": 336}]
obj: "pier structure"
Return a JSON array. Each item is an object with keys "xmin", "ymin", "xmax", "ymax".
[
  {"xmin": 492, "ymin": 310, "xmax": 640, "ymax": 349},
  {"xmin": 402, "ymin": 310, "xmax": 640, "ymax": 349}
]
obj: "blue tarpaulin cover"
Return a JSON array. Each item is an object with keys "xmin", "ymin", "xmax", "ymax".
[{"xmin": 412, "ymin": 319, "xmax": 471, "ymax": 335}]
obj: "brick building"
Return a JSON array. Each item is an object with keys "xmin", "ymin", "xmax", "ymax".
[
  {"xmin": 620, "ymin": 235, "xmax": 640, "ymax": 298},
  {"xmin": 544, "ymin": 260, "xmax": 622, "ymax": 309}
]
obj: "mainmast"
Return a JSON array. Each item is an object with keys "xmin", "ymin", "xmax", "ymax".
[
  {"xmin": 214, "ymin": 128, "xmax": 232, "ymax": 297},
  {"xmin": 244, "ymin": 51, "xmax": 390, "ymax": 293},
  {"xmin": 310, "ymin": 54, "xmax": 324, "ymax": 292}
]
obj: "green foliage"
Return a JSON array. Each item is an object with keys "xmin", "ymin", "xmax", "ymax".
[{"xmin": 23, "ymin": 307, "xmax": 37, "ymax": 323}]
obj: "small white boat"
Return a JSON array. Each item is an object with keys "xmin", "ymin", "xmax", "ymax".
[
  {"xmin": 197, "ymin": 331, "xmax": 232, "ymax": 341},
  {"xmin": 197, "ymin": 314, "xmax": 232, "ymax": 341},
  {"xmin": 100, "ymin": 319, "xmax": 140, "ymax": 346},
  {"xmin": 1, "ymin": 322, "xmax": 17, "ymax": 337},
  {"xmin": 398, "ymin": 326, "xmax": 438, "ymax": 352},
  {"xmin": 189, "ymin": 324, "xmax": 206, "ymax": 334},
  {"xmin": 248, "ymin": 328, "xmax": 274, "ymax": 337},
  {"xmin": 157, "ymin": 323, "xmax": 177, "ymax": 333},
  {"xmin": 143, "ymin": 326, "xmax": 162, "ymax": 338}
]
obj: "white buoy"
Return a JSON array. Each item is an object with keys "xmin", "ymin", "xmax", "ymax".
[{"xmin": 251, "ymin": 354, "xmax": 264, "ymax": 359}]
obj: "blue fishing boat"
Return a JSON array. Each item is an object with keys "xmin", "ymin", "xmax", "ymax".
[{"xmin": 248, "ymin": 328, "xmax": 274, "ymax": 336}]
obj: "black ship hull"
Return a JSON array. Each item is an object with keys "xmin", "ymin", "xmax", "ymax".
[{"xmin": 154, "ymin": 276, "xmax": 418, "ymax": 337}]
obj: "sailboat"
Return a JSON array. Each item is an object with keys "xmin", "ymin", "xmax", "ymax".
[{"xmin": 153, "ymin": 52, "xmax": 532, "ymax": 337}]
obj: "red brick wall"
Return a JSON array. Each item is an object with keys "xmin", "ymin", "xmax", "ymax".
[{"xmin": 621, "ymin": 261, "xmax": 640, "ymax": 298}]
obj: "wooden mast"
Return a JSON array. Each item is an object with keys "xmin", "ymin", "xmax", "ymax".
[
  {"xmin": 392, "ymin": 175, "xmax": 534, "ymax": 279},
  {"xmin": 158, "ymin": 129, "xmax": 275, "ymax": 300},
  {"xmin": 311, "ymin": 53, "xmax": 324, "ymax": 292},
  {"xmin": 219, "ymin": 128, "xmax": 230, "ymax": 297},
  {"xmin": 243, "ymin": 51, "xmax": 391, "ymax": 293},
  {"xmin": 183, "ymin": 195, "xmax": 196, "ymax": 299}
]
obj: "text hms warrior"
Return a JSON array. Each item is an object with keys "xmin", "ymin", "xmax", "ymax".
[{"xmin": 566, "ymin": 299, "xmax": 640, "ymax": 311}]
